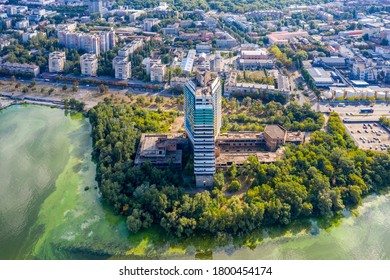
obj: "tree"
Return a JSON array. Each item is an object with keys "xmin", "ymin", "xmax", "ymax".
[
  {"xmin": 381, "ymin": 39, "xmax": 389, "ymax": 46},
  {"xmin": 227, "ymin": 163, "xmax": 238, "ymax": 179},
  {"xmin": 72, "ymin": 81, "xmax": 78, "ymax": 92},
  {"xmin": 98, "ymin": 84, "xmax": 108, "ymax": 94},
  {"xmin": 213, "ymin": 172, "xmax": 225, "ymax": 189},
  {"xmin": 228, "ymin": 180, "xmax": 241, "ymax": 192},
  {"xmin": 62, "ymin": 85, "xmax": 68, "ymax": 91}
]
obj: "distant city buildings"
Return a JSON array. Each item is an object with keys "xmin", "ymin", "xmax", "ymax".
[
  {"xmin": 80, "ymin": 53, "xmax": 98, "ymax": 76},
  {"xmin": 22, "ymin": 0, "xmax": 55, "ymax": 5},
  {"xmin": 58, "ymin": 29, "xmax": 116, "ymax": 56},
  {"xmin": 184, "ymin": 71, "xmax": 222, "ymax": 187},
  {"xmin": 49, "ymin": 51, "xmax": 66, "ymax": 73}
]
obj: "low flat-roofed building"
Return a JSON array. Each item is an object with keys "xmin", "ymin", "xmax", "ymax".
[
  {"xmin": 263, "ymin": 125, "xmax": 287, "ymax": 151},
  {"xmin": 215, "ymin": 127, "xmax": 304, "ymax": 168},
  {"xmin": 239, "ymin": 59, "xmax": 275, "ymax": 70},
  {"xmin": 241, "ymin": 49, "xmax": 269, "ymax": 60},
  {"xmin": 216, "ymin": 132, "xmax": 265, "ymax": 153},
  {"xmin": 135, "ymin": 133, "xmax": 187, "ymax": 169},
  {"xmin": 170, "ymin": 76, "xmax": 188, "ymax": 89},
  {"xmin": 277, "ymin": 74, "xmax": 290, "ymax": 93},
  {"xmin": 196, "ymin": 43, "xmax": 212, "ymax": 53},
  {"xmin": 307, "ymin": 67, "xmax": 334, "ymax": 88},
  {"xmin": 313, "ymin": 57, "xmax": 347, "ymax": 68},
  {"xmin": 267, "ymin": 31, "xmax": 309, "ymax": 45},
  {"xmin": 0, "ymin": 62, "xmax": 40, "ymax": 77}
]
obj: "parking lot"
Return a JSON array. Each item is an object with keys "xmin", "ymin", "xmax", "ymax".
[{"xmin": 345, "ymin": 122, "xmax": 390, "ymax": 152}]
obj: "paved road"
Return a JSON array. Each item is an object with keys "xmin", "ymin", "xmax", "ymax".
[{"xmin": 316, "ymin": 103, "xmax": 390, "ymax": 120}]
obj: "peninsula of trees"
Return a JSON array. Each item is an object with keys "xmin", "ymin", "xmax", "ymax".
[{"xmin": 89, "ymin": 101, "xmax": 390, "ymax": 237}]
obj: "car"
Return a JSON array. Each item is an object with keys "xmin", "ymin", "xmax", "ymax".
[
  {"xmin": 351, "ymin": 131, "xmax": 354, "ymax": 134},
  {"xmin": 365, "ymin": 130, "xmax": 369, "ymax": 133},
  {"xmin": 374, "ymin": 123, "xmax": 378, "ymax": 127},
  {"xmin": 375, "ymin": 146, "xmax": 378, "ymax": 150},
  {"xmin": 370, "ymin": 146, "xmax": 372, "ymax": 149},
  {"xmin": 357, "ymin": 130, "xmax": 361, "ymax": 133}
]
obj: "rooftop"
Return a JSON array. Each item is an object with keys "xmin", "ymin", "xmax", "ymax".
[{"xmin": 264, "ymin": 125, "xmax": 286, "ymax": 140}]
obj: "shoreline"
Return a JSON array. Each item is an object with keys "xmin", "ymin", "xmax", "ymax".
[{"xmin": 0, "ymin": 94, "xmax": 65, "ymax": 110}]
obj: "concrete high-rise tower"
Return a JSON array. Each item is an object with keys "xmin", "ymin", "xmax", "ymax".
[
  {"xmin": 89, "ymin": 0, "xmax": 103, "ymax": 14},
  {"xmin": 184, "ymin": 71, "xmax": 222, "ymax": 187}
]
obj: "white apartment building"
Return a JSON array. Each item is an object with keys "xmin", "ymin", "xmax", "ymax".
[
  {"xmin": 80, "ymin": 53, "xmax": 98, "ymax": 76},
  {"xmin": 143, "ymin": 18, "xmax": 160, "ymax": 32},
  {"xmin": 49, "ymin": 51, "xmax": 66, "ymax": 73},
  {"xmin": 113, "ymin": 56, "xmax": 131, "ymax": 80},
  {"xmin": 150, "ymin": 63, "xmax": 165, "ymax": 82}
]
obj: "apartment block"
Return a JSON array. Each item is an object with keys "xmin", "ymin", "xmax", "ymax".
[
  {"xmin": 80, "ymin": 53, "xmax": 98, "ymax": 76},
  {"xmin": 48, "ymin": 51, "xmax": 66, "ymax": 73},
  {"xmin": 150, "ymin": 63, "xmax": 165, "ymax": 82}
]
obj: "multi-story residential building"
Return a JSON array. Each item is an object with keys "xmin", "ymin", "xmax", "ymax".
[
  {"xmin": 211, "ymin": 52, "xmax": 223, "ymax": 72},
  {"xmin": 245, "ymin": 10, "xmax": 284, "ymax": 21},
  {"xmin": 117, "ymin": 39, "xmax": 144, "ymax": 58},
  {"xmin": 98, "ymin": 30, "xmax": 116, "ymax": 53},
  {"xmin": 150, "ymin": 63, "xmax": 165, "ymax": 82},
  {"xmin": 49, "ymin": 51, "xmax": 66, "ymax": 73},
  {"xmin": 143, "ymin": 18, "xmax": 160, "ymax": 32},
  {"xmin": 15, "ymin": 20, "xmax": 29, "ymax": 29},
  {"xmin": 142, "ymin": 58, "xmax": 161, "ymax": 75},
  {"xmin": 58, "ymin": 31, "xmax": 101, "ymax": 55},
  {"xmin": 79, "ymin": 33, "xmax": 100, "ymax": 55},
  {"xmin": 22, "ymin": 31, "xmax": 38, "ymax": 43},
  {"xmin": 352, "ymin": 63, "xmax": 377, "ymax": 82},
  {"xmin": 80, "ymin": 53, "xmax": 98, "ymax": 76},
  {"xmin": 162, "ymin": 25, "xmax": 179, "ymax": 36},
  {"xmin": 112, "ymin": 56, "xmax": 131, "ymax": 80},
  {"xmin": 89, "ymin": 0, "xmax": 103, "ymax": 14},
  {"xmin": 196, "ymin": 43, "xmax": 212, "ymax": 54},
  {"xmin": 0, "ymin": 62, "xmax": 39, "ymax": 77},
  {"xmin": 215, "ymin": 32, "xmax": 239, "ymax": 49},
  {"xmin": 23, "ymin": 0, "xmax": 55, "ymax": 5},
  {"xmin": 184, "ymin": 71, "xmax": 222, "ymax": 187}
]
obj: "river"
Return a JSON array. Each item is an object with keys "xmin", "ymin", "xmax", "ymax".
[{"xmin": 0, "ymin": 105, "xmax": 389, "ymax": 260}]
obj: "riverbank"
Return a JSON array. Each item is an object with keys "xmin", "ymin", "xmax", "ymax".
[
  {"xmin": 0, "ymin": 92, "xmax": 64, "ymax": 109},
  {"xmin": 0, "ymin": 97, "xmax": 16, "ymax": 109}
]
